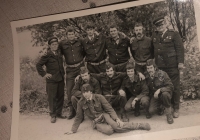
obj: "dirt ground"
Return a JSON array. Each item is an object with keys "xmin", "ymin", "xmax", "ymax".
[{"xmin": 19, "ymin": 100, "xmax": 200, "ymax": 140}]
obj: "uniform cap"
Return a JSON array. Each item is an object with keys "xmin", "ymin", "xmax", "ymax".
[
  {"xmin": 80, "ymin": 66, "xmax": 89, "ymax": 74},
  {"xmin": 146, "ymin": 59, "xmax": 156, "ymax": 66},
  {"xmin": 105, "ymin": 62, "xmax": 115, "ymax": 70},
  {"xmin": 48, "ymin": 37, "xmax": 58, "ymax": 45},
  {"xmin": 153, "ymin": 17, "xmax": 164, "ymax": 26},
  {"xmin": 126, "ymin": 61, "xmax": 135, "ymax": 69},
  {"xmin": 81, "ymin": 83, "xmax": 93, "ymax": 93}
]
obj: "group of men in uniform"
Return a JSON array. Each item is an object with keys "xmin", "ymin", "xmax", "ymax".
[{"xmin": 36, "ymin": 16, "xmax": 184, "ymax": 135}]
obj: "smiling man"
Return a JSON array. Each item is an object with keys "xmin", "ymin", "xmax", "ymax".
[
  {"xmin": 65, "ymin": 84, "xmax": 150, "ymax": 135},
  {"xmin": 130, "ymin": 22, "xmax": 154, "ymax": 73}
]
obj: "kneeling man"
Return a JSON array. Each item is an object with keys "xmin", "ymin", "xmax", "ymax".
[
  {"xmin": 65, "ymin": 84, "xmax": 151, "ymax": 135},
  {"xmin": 145, "ymin": 59, "xmax": 174, "ymax": 124}
]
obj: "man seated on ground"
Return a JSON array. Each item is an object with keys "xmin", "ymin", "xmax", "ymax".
[
  {"xmin": 145, "ymin": 59, "xmax": 174, "ymax": 124},
  {"xmin": 65, "ymin": 84, "xmax": 151, "ymax": 136},
  {"xmin": 119, "ymin": 61, "xmax": 151, "ymax": 119},
  {"xmin": 71, "ymin": 66, "xmax": 101, "ymax": 117}
]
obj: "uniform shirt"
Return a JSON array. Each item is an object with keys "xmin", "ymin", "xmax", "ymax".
[
  {"xmin": 121, "ymin": 74, "xmax": 149, "ymax": 100},
  {"xmin": 59, "ymin": 39, "xmax": 85, "ymax": 65},
  {"xmin": 131, "ymin": 36, "xmax": 154, "ymax": 63},
  {"xmin": 71, "ymin": 76, "xmax": 102, "ymax": 96},
  {"xmin": 106, "ymin": 34, "xmax": 130, "ymax": 64},
  {"xmin": 36, "ymin": 50, "xmax": 65, "ymax": 83},
  {"xmin": 152, "ymin": 29, "xmax": 184, "ymax": 68},
  {"xmin": 71, "ymin": 94, "xmax": 118, "ymax": 132},
  {"xmin": 82, "ymin": 34, "xmax": 107, "ymax": 63},
  {"xmin": 145, "ymin": 69, "xmax": 174, "ymax": 97},
  {"xmin": 91, "ymin": 72, "xmax": 126, "ymax": 96}
]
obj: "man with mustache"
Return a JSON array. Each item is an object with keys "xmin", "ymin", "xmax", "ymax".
[
  {"xmin": 130, "ymin": 22, "xmax": 154, "ymax": 74},
  {"xmin": 71, "ymin": 66, "xmax": 101, "ymax": 115},
  {"xmin": 145, "ymin": 59, "xmax": 174, "ymax": 124},
  {"xmin": 65, "ymin": 84, "xmax": 151, "ymax": 135}
]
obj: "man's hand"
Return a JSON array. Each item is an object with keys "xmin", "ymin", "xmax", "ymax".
[
  {"xmin": 44, "ymin": 73, "xmax": 52, "ymax": 79},
  {"xmin": 130, "ymin": 37, "xmax": 136, "ymax": 44},
  {"xmin": 154, "ymin": 89, "xmax": 161, "ymax": 99},
  {"xmin": 178, "ymin": 63, "xmax": 184, "ymax": 70},
  {"xmin": 138, "ymin": 72, "xmax": 145, "ymax": 81},
  {"xmin": 64, "ymin": 131, "xmax": 74, "ymax": 135},
  {"xmin": 116, "ymin": 118, "xmax": 124, "ymax": 128},
  {"xmin": 118, "ymin": 89, "xmax": 126, "ymax": 97},
  {"xmin": 131, "ymin": 99, "xmax": 137, "ymax": 108},
  {"xmin": 74, "ymin": 75, "xmax": 80, "ymax": 82}
]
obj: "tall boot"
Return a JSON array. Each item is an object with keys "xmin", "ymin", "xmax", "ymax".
[
  {"xmin": 120, "ymin": 108, "xmax": 129, "ymax": 122},
  {"xmin": 165, "ymin": 107, "xmax": 174, "ymax": 124},
  {"xmin": 122, "ymin": 122, "xmax": 151, "ymax": 131}
]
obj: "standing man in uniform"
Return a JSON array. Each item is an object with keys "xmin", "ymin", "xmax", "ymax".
[
  {"xmin": 145, "ymin": 59, "xmax": 174, "ymax": 124},
  {"xmin": 130, "ymin": 22, "xmax": 154, "ymax": 73},
  {"xmin": 119, "ymin": 61, "xmax": 151, "ymax": 118},
  {"xmin": 106, "ymin": 24, "xmax": 133, "ymax": 72},
  {"xmin": 71, "ymin": 66, "xmax": 101, "ymax": 113},
  {"xmin": 82, "ymin": 22, "xmax": 107, "ymax": 73},
  {"xmin": 59, "ymin": 27, "xmax": 85, "ymax": 119},
  {"xmin": 36, "ymin": 37, "xmax": 66, "ymax": 123},
  {"xmin": 152, "ymin": 16, "xmax": 184, "ymax": 118},
  {"xmin": 65, "ymin": 84, "xmax": 151, "ymax": 135}
]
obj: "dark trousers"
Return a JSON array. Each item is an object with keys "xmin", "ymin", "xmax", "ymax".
[
  {"xmin": 71, "ymin": 91, "xmax": 83, "ymax": 112},
  {"xmin": 125, "ymin": 96, "xmax": 150, "ymax": 112},
  {"xmin": 159, "ymin": 67, "xmax": 180, "ymax": 110},
  {"xmin": 87, "ymin": 62, "xmax": 106, "ymax": 73},
  {"xmin": 95, "ymin": 113, "xmax": 144, "ymax": 135},
  {"xmin": 46, "ymin": 80, "xmax": 64, "ymax": 117},
  {"xmin": 135, "ymin": 63, "xmax": 147, "ymax": 74},
  {"xmin": 66, "ymin": 63, "xmax": 84, "ymax": 107},
  {"xmin": 149, "ymin": 92, "xmax": 171, "ymax": 115},
  {"xmin": 104, "ymin": 95, "xmax": 127, "ymax": 114}
]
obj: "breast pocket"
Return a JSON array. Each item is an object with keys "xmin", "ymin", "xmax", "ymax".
[
  {"xmin": 82, "ymin": 105, "xmax": 89, "ymax": 111},
  {"xmin": 94, "ymin": 103, "xmax": 102, "ymax": 111}
]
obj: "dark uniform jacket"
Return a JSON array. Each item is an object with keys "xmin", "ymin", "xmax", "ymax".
[
  {"xmin": 91, "ymin": 72, "xmax": 126, "ymax": 96},
  {"xmin": 71, "ymin": 76, "xmax": 102, "ymax": 96},
  {"xmin": 82, "ymin": 34, "xmax": 107, "ymax": 63},
  {"xmin": 58, "ymin": 39, "xmax": 85, "ymax": 65},
  {"xmin": 145, "ymin": 69, "xmax": 174, "ymax": 97},
  {"xmin": 106, "ymin": 34, "xmax": 130, "ymax": 65},
  {"xmin": 152, "ymin": 29, "xmax": 184, "ymax": 68},
  {"xmin": 131, "ymin": 36, "xmax": 154, "ymax": 63},
  {"xmin": 36, "ymin": 50, "xmax": 65, "ymax": 83},
  {"xmin": 71, "ymin": 94, "xmax": 118, "ymax": 132},
  {"xmin": 121, "ymin": 74, "xmax": 149, "ymax": 100}
]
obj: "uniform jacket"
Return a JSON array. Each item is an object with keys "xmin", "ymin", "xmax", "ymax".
[
  {"xmin": 106, "ymin": 34, "xmax": 130, "ymax": 64},
  {"xmin": 36, "ymin": 50, "xmax": 65, "ymax": 83},
  {"xmin": 131, "ymin": 36, "xmax": 154, "ymax": 63},
  {"xmin": 82, "ymin": 33, "xmax": 107, "ymax": 63},
  {"xmin": 152, "ymin": 29, "xmax": 184, "ymax": 68},
  {"xmin": 58, "ymin": 39, "xmax": 85, "ymax": 65},
  {"xmin": 121, "ymin": 74, "xmax": 149, "ymax": 100},
  {"xmin": 145, "ymin": 69, "xmax": 174, "ymax": 97},
  {"xmin": 91, "ymin": 72, "xmax": 126, "ymax": 96},
  {"xmin": 71, "ymin": 94, "xmax": 118, "ymax": 132},
  {"xmin": 71, "ymin": 76, "xmax": 102, "ymax": 97}
]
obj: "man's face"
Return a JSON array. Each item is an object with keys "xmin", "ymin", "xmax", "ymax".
[
  {"xmin": 67, "ymin": 32, "xmax": 76, "ymax": 41},
  {"xmin": 83, "ymin": 91, "xmax": 92, "ymax": 100},
  {"xmin": 110, "ymin": 28, "xmax": 118, "ymax": 38},
  {"xmin": 156, "ymin": 21, "xmax": 167, "ymax": 33},
  {"xmin": 134, "ymin": 26, "xmax": 144, "ymax": 40},
  {"xmin": 106, "ymin": 67, "xmax": 115, "ymax": 78},
  {"xmin": 81, "ymin": 72, "xmax": 90, "ymax": 83},
  {"xmin": 127, "ymin": 69, "xmax": 135, "ymax": 78},
  {"xmin": 86, "ymin": 28, "xmax": 95, "ymax": 37},
  {"xmin": 49, "ymin": 42, "xmax": 58, "ymax": 51},
  {"xmin": 147, "ymin": 65, "xmax": 156, "ymax": 77}
]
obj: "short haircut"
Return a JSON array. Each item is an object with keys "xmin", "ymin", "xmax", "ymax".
[
  {"xmin": 109, "ymin": 23, "xmax": 118, "ymax": 30},
  {"xmin": 85, "ymin": 22, "xmax": 95, "ymax": 30},
  {"xmin": 66, "ymin": 26, "xmax": 75, "ymax": 35},
  {"xmin": 134, "ymin": 22, "xmax": 143, "ymax": 28}
]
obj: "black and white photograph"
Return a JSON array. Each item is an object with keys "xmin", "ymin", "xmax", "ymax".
[{"xmin": 11, "ymin": 0, "xmax": 200, "ymax": 140}]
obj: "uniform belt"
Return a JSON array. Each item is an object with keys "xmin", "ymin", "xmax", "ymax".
[
  {"xmin": 111, "ymin": 61, "xmax": 128, "ymax": 67},
  {"xmin": 135, "ymin": 61, "xmax": 146, "ymax": 66},
  {"xmin": 88, "ymin": 59, "xmax": 106, "ymax": 66},
  {"xmin": 67, "ymin": 61, "xmax": 84, "ymax": 68}
]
